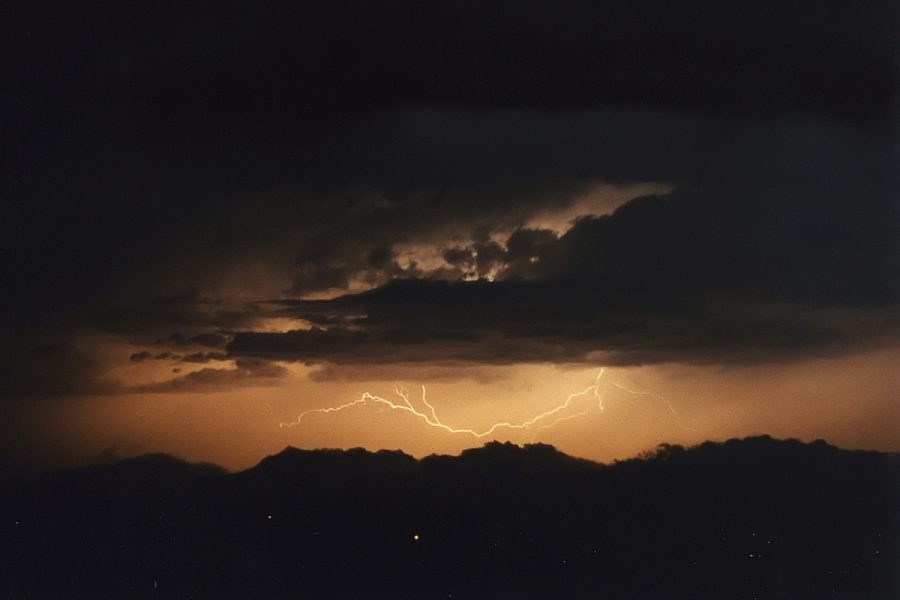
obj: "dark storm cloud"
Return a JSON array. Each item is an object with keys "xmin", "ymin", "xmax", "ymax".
[
  {"xmin": 163, "ymin": 333, "xmax": 229, "ymax": 348},
  {"xmin": 6, "ymin": 108, "xmax": 896, "ymax": 331},
  {"xmin": 94, "ymin": 293, "xmax": 254, "ymax": 340},
  {"xmin": 227, "ymin": 185, "xmax": 898, "ymax": 367},
  {"xmin": 40, "ymin": 112, "xmax": 899, "ymax": 371},
  {"xmin": 443, "ymin": 238, "xmax": 508, "ymax": 279},
  {"xmin": 131, "ymin": 358, "xmax": 287, "ymax": 393},
  {"xmin": 228, "ymin": 284, "xmax": 897, "ymax": 368},
  {"xmin": 181, "ymin": 352, "xmax": 229, "ymax": 364},
  {"xmin": 1, "ymin": 0, "xmax": 896, "ymax": 396},
  {"xmin": 536, "ymin": 189, "xmax": 897, "ymax": 307},
  {"xmin": 129, "ymin": 351, "xmax": 152, "ymax": 363}
]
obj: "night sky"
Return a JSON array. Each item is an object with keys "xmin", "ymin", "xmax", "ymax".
[{"xmin": 2, "ymin": 1, "xmax": 898, "ymax": 472}]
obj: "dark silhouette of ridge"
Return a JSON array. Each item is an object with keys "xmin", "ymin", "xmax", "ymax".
[{"xmin": 1, "ymin": 437, "xmax": 896, "ymax": 599}]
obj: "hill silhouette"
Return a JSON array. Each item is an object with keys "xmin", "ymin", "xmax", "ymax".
[{"xmin": 1, "ymin": 436, "xmax": 896, "ymax": 599}]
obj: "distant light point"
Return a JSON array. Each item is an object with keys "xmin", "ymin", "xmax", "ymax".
[{"xmin": 413, "ymin": 533, "xmax": 421, "ymax": 541}]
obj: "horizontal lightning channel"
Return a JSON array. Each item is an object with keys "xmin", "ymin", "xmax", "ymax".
[{"xmin": 280, "ymin": 368, "xmax": 694, "ymax": 436}]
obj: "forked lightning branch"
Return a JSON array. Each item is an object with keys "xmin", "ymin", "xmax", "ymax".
[{"xmin": 278, "ymin": 369, "xmax": 696, "ymax": 438}]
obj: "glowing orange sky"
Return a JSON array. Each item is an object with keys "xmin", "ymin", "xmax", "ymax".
[
  {"xmin": 3, "ymin": 0, "xmax": 895, "ymax": 483},
  {"xmin": 8, "ymin": 347, "xmax": 898, "ymax": 472}
]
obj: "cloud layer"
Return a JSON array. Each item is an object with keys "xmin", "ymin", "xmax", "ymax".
[{"xmin": 1, "ymin": 1, "xmax": 896, "ymax": 397}]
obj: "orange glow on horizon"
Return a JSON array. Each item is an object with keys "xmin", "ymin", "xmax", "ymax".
[
  {"xmin": 279, "ymin": 369, "xmax": 695, "ymax": 442},
  {"xmin": 5, "ymin": 349, "xmax": 898, "ymax": 473}
]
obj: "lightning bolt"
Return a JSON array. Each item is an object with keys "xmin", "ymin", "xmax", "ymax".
[
  {"xmin": 607, "ymin": 381, "xmax": 697, "ymax": 431},
  {"xmin": 279, "ymin": 368, "xmax": 695, "ymax": 437}
]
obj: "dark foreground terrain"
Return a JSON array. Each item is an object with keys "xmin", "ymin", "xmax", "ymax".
[{"xmin": 1, "ymin": 436, "xmax": 897, "ymax": 599}]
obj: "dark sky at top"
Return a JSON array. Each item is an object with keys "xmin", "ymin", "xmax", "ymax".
[{"xmin": 1, "ymin": 0, "xmax": 897, "ymax": 401}]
